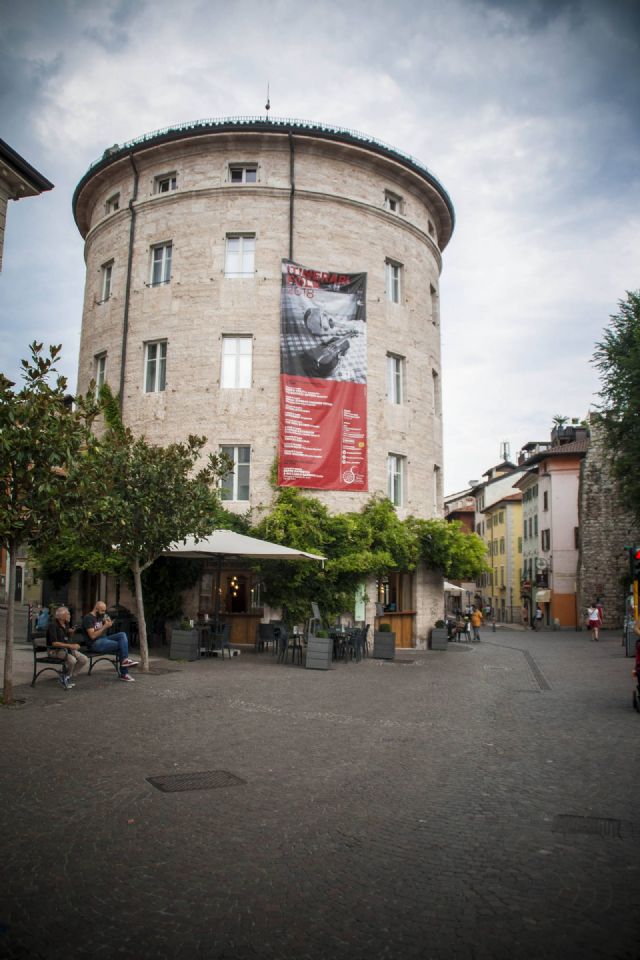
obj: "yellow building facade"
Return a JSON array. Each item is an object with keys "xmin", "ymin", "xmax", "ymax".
[{"xmin": 482, "ymin": 493, "xmax": 523, "ymax": 623}]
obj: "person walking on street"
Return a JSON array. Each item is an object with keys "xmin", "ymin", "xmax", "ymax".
[
  {"xmin": 587, "ymin": 602, "xmax": 602, "ymax": 641},
  {"xmin": 81, "ymin": 601, "xmax": 138, "ymax": 681},
  {"xmin": 471, "ymin": 606, "xmax": 483, "ymax": 642},
  {"xmin": 534, "ymin": 605, "xmax": 543, "ymax": 630}
]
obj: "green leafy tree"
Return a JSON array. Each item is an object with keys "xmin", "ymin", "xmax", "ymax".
[
  {"xmin": 251, "ymin": 490, "xmax": 419, "ymax": 626},
  {"xmin": 74, "ymin": 386, "xmax": 231, "ymax": 671},
  {"xmin": 0, "ymin": 343, "xmax": 97, "ymax": 704},
  {"xmin": 412, "ymin": 518, "xmax": 488, "ymax": 580},
  {"xmin": 592, "ymin": 290, "xmax": 640, "ymax": 521}
]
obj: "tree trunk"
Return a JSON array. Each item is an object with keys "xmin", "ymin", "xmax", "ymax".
[
  {"xmin": 3, "ymin": 542, "xmax": 17, "ymax": 705},
  {"xmin": 132, "ymin": 558, "xmax": 150, "ymax": 672}
]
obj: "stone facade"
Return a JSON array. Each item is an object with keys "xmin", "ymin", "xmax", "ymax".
[
  {"xmin": 72, "ymin": 119, "xmax": 455, "ymax": 645},
  {"xmin": 577, "ymin": 421, "xmax": 639, "ymax": 628}
]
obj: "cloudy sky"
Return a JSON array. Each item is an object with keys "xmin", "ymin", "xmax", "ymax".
[{"xmin": 1, "ymin": 0, "xmax": 639, "ymax": 494}]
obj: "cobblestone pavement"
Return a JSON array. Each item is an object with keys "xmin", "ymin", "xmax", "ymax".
[{"xmin": 1, "ymin": 628, "xmax": 639, "ymax": 960}]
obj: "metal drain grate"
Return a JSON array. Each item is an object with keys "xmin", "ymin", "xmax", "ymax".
[
  {"xmin": 147, "ymin": 770, "xmax": 246, "ymax": 793},
  {"xmin": 552, "ymin": 815, "xmax": 625, "ymax": 838},
  {"xmin": 523, "ymin": 650, "xmax": 551, "ymax": 690}
]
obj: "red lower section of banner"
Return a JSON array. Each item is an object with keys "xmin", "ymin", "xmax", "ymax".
[{"xmin": 278, "ymin": 375, "xmax": 368, "ymax": 491}]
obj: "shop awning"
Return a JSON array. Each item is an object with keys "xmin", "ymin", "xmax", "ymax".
[
  {"xmin": 444, "ymin": 581, "xmax": 464, "ymax": 594},
  {"xmin": 534, "ymin": 589, "xmax": 551, "ymax": 603}
]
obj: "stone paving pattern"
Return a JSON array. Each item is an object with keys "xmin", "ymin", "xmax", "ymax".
[{"xmin": 1, "ymin": 627, "xmax": 639, "ymax": 959}]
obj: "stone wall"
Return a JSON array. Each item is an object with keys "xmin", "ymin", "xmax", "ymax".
[{"xmin": 577, "ymin": 423, "xmax": 639, "ymax": 627}]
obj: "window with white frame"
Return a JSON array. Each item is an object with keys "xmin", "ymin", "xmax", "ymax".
[
  {"xmin": 105, "ymin": 193, "xmax": 120, "ymax": 214},
  {"xmin": 220, "ymin": 445, "xmax": 251, "ymax": 501},
  {"xmin": 386, "ymin": 353, "xmax": 404, "ymax": 404},
  {"xmin": 154, "ymin": 172, "xmax": 177, "ymax": 194},
  {"xmin": 387, "ymin": 453, "xmax": 405, "ymax": 507},
  {"xmin": 144, "ymin": 341, "xmax": 167, "ymax": 393},
  {"xmin": 229, "ymin": 164, "xmax": 257, "ymax": 184},
  {"xmin": 101, "ymin": 261, "xmax": 113, "ymax": 301},
  {"xmin": 221, "ymin": 336, "xmax": 252, "ymax": 388},
  {"xmin": 94, "ymin": 353, "xmax": 106, "ymax": 396},
  {"xmin": 225, "ymin": 234, "xmax": 255, "ymax": 278},
  {"xmin": 384, "ymin": 190, "xmax": 402, "ymax": 213},
  {"xmin": 150, "ymin": 242, "xmax": 172, "ymax": 286},
  {"xmin": 385, "ymin": 259, "xmax": 402, "ymax": 304}
]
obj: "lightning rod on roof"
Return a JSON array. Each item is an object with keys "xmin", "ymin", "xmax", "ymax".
[{"xmin": 265, "ymin": 83, "xmax": 271, "ymax": 117}]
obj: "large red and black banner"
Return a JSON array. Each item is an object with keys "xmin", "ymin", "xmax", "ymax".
[{"xmin": 279, "ymin": 259, "xmax": 368, "ymax": 491}]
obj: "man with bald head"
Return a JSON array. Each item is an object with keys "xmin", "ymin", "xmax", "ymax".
[{"xmin": 81, "ymin": 600, "xmax": 138, "ymax": 682}]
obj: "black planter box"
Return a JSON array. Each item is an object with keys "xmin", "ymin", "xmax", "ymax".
[
  {"xmin": 305, "ymin": 636, "xmax": 333, "ymax": 670},
  {"xmin": 373, "ymin": 631, "xmax": 396, "ymax": 660},
  {"xmin": 169, "ymin": 629, "xmax": 199, "ymax": 661}
]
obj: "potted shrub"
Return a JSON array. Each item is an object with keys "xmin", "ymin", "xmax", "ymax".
[
  {"xmin": 169, "ymin": 618, "xmax": 199, "ymax": 661},
  {"xmin": 305, "ymin": 627, "xmax": 333, "ymax": 671},
  {"xmin": 373, "ymin": 622, "xmax": 395, "ymax": 660},
  {"xmin": 430, "ymin": 619, "xmax": 449, "ymax": 651}
]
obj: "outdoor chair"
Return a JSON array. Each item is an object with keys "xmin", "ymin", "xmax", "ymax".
[
  {"xmin": 255, "ymin": 622, "xmax": 276, "ymax": 654},
  {"xmin": 210, "ymin": 623, "xmax": 232, "ymax": 660}
]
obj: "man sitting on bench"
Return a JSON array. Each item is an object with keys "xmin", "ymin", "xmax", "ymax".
[
  {"xmin": 46, "ymin": 606, "xmax": 88, "ymax": 690},
  {"xmin": 81, "ymin": 600, "xmax": 138, "ymax": 683}
]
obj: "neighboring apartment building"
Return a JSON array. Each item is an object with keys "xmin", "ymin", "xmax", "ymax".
[
  {"xmin": 0, "ymin": 138, "xmax": 53, "ymax": 273},
  {"xmin": 71, "ymin": 116, "xmax": 455, "ymax": 646},
  {"xmin": 482, "ymin": 493, "xmax": 523, "ymax": 622},
  {"xmin": 0, "ymin": 140, "xmax": 52, "ymax": 604},
  {"xmin": 443, "ymin": 488, "xmax": 477, "ymax": 611},
  {"xmin": 515, "ymin": 425, "xmax": 589, "ymax": 627},
  {"xmin": 471, "ymin": 456, "xmax": 525, "ymax": 611}
]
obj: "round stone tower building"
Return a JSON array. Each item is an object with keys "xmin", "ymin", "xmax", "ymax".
[{"xmin": 73, "ymin": 117, "xmax": 455, "ymax": 644}]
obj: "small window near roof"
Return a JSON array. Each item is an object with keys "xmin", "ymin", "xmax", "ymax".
[
  {"xmin": 105, "ymin": 193, "xmax": 120, "ymax": 215},
  {"xmin": 229, "ymin": 165, "xmax": 258, "ymax": 184},
  {"xmin": 384, "ymin": 190, "xmax": 402, "ymax": 214},
  {"xmin": 154, "ymin": 172, "xmax": 177, "ymax": 194}
]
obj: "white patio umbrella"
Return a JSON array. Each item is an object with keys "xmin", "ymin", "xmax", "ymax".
[{"xmin": 162, "ymin": 529, "xmax": 326, "ymax": 620}]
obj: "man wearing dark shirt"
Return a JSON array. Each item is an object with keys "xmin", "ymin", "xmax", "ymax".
[
  {"xmin": 81, "ymin": 600, "xmax": 138, "ymax": 683},
  {"xmin": 46, "ymin": 606, "xmax": 88, "ymax": 690}
]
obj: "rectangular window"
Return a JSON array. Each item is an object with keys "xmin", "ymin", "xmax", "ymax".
[
  {"xmin": 543, "ymin": 491, "xmax": 549, "ymax": 510},
  {"xmin": 386, "ymin": 354, "xmax": 404, "ymax": 404},
  {"xmin": 155, "ymin": 172, "xmax": 177, "ymax": 194},
  {"xmin": 433, "ymin": 464, "xmax": 440, "ymax": 512},
  {"xmin": 94, "ymin": 353, "xmax": 106, "ymax": 396},
  {"xmin": 384, "ymin": 190, "xmax": 402, "ymax": 213},
  {"xmin": 534, "ymin": 515, "xmax": 538, "ymax": 535},
  {"xmin": 220, "ymin": 445, "xmax": 251, "ymax": 501},
  {"xmin": 500, "ymin": 537, "xmax": 505, "ymax": 554},
  {"xmin": 225, "ymin": 234, "xmax": 255, "ymax": 278},
  {"xmin": 221, "ymin": 336, "xmax": 252, "ymax": 388},
  {"xmin": 105, "ymin": 193, "xmax": 120, "ymax": 214},
  {"xmin": 101, "ymin": 261, "xmax": 113, "ymax": 301},
  {"xmin": 229, "ymin": 165, "xmax": 257, "ymax": 184},
  {"xmin": 150, "ymin": 242, "xmax": 172, "ymax": 286},
  {"xmin": 385, "ymin": 260, "xmax": 402, "ymax": 304},
  {"xmin": 144, "ymin": 341, "xmax": 167, "ymax": 393},
  {"xmin": 574, "ymin": 526, "xmax": 580, "ymax": 549},
  {"xmin": 387, "ymin": 454, "xmax": 405, "ymax": 507},
  {"xmin": 430, "ymin": 283, "xmax": 439, "ymax": 325},
  {"xmin": 518, "ymin": 536, "xmax": 522, "ymax": 553},
  {"xmin": 432, "ymin": 369, "xmax": 441, "ymax": 414}
]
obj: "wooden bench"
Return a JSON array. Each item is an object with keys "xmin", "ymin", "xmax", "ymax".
[{"xmin": 30, "ymin": 632, "xmax": 120, "ymax": 687}]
